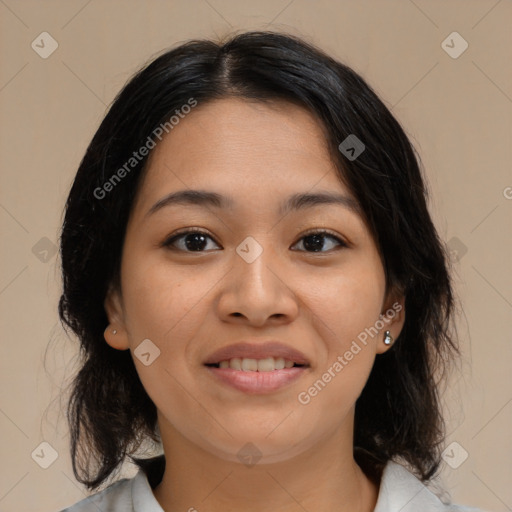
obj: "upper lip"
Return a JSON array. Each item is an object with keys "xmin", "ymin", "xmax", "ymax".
[{"xmin": 203, "ymin": 341, "xmax": 310, "ymax": 366}]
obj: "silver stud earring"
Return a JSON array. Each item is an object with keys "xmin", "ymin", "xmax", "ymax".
[
  {"xmin": 383, "ymin": 330, "xmax": 393, "ymax": 346},
  {"xmin": 112, "ymin": 329, "xmax": 117, "ymax": 335}
]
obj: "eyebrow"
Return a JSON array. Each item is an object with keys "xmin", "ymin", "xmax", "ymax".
[{"xmin": 145, "ymin": 189, "xmax": 361, "ymax": 218}]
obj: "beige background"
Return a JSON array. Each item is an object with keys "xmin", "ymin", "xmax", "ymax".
[{"xmin": 0, "ymin": 1, "xmax": 511, "ymax": 511}]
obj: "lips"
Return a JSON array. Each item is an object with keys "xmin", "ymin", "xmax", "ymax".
[
  {"xmin": 203, "ymin": 341, "xmax": 310, "ymax": 367},
  {"xmin": 203, "ymin": 341, "xmax": 311, "ymax": 394}
]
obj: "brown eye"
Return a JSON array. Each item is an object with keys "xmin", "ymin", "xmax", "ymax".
[
  {"xmin": 163, "ymin": 230, "xmax": 220, "ymax": 252},
  {"xmin": 162, "ymin": 228, "xmax": 347, "ymax": 254},
  {"xmin": 292, "ymin": 230, "xmax": 347, "ymax": 253}
]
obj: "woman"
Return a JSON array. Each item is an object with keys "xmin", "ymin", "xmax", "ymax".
[{"xmin": 58, "ymin": 31, "xmax": 484, "ymax": 511}]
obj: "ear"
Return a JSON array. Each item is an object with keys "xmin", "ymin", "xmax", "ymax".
[
  {"xmin": 103, "ymin": 283, "xmax": 130, "ymax": 351},
  {"xmin": 375, "ymin": 287, "xmax": 406, "ymax": 355}
]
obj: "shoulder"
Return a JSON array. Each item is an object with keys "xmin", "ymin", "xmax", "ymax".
[
  {"xmin": 375, "ymin": 460, "xmax": 487, "ymax": 512},
  {"xmin": 58, "ymin": 456, "xmax": 165, "ymax": 512},
  {"xmin": 57, "ymin": 468, "xmax": 164, "ymax": 511},
  {"xmin": 57, "ymin": 476, "xmax": 132, "ymax": 512}
]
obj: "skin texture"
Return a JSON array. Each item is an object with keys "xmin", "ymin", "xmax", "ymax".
[{"xmin": 104, "ymin": 98, "xmax": 405, "ymax": 512}]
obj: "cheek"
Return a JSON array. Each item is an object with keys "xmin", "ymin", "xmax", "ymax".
[
  {"xmin": 121, "ymin": 263, "xmax": 207, "ymax": 425},
  {"xmin": 120, "ymin": 257, "xmax": 219, "ymax": 405},
  {"xmin": 308, "ymin": 264, "xmax": 385, "ymax": 345},
  {"xmin": 300, "ymin": 265, "xmax": 384, "ymax": 402},
  {"xmin": 121, "ymin": 255, "xmax": 213, "ymax": 340}
]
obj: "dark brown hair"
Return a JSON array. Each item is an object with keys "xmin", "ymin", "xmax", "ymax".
[{"xmin": 58, "ymin": 30, "xmax": 459, "ymax": 490}]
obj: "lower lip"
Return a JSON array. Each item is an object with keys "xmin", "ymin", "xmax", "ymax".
[{"xmin": 205, "ymin": 366, "xmax": 307, "ymax": 394}]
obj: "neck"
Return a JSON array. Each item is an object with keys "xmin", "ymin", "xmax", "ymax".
[{"xmin": 152, "ymin": 416, "xmax": 379, "ymax": 512}]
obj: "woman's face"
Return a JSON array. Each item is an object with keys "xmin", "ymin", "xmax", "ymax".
[{"xmin": 104, "ymin": 98, "xmax": 405, "ymax": 464}]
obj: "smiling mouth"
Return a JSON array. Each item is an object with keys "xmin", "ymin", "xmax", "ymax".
[{"xmin": 205, "ymin": 357, "xmax": 308, "ymax": 372}]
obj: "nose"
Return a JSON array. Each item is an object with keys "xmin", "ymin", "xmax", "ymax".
[{"xmin": 216, "ymin": 239, "xmax": 299, "ymax": 327}]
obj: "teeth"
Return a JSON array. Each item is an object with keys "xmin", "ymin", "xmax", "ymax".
[
  {"xmin": 257, "ymin": 357, "xmax": 275, "ymax": 372},
  {"xmin": 215, "ymin": 357, "xmax": 300, "ymax": 371},
  {"xmin": 241, "ymin": 358, "xmax": 258, "ymax": 371}
]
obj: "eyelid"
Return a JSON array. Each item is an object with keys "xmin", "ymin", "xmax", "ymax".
[
  {"xmin": 161, "ymin": 227, "xmax": 218, "ymax": 248},
  {"xmin": 297, "ymin": 228, "xmax": 348, "ymax": 246},
  {"xmin": 161, "ymin": 227, "xmax": 349, "ymax": 252},
  {"xmin": 290, "ymin": 229, "xmax": 349, "ymax": 253}
]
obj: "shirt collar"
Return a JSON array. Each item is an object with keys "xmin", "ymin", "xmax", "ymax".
[
  {"xmin": 374, "ymin": 460, "xmax": 448, "ymax": 511},
  {"xmin": 130, "ymin": 458, "xmax": 447, "ymax": 512},
  {"xmin": 132, "ymin": 468, "xmax": 165, "ymax": 512}
]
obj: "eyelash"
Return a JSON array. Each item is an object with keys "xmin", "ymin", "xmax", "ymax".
[{"xmin": 161, "ymin": 228, "xmax": 348, "ymax": 253}]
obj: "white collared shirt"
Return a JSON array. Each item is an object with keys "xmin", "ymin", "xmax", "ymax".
[{"xmin": 59, "ymin": 460, "xmax": 486, "ymax": 512}]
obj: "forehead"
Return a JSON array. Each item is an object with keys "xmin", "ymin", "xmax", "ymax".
[{"xmin": 132, "ymin": 98, "xmax": 355, "ymax": 218}]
